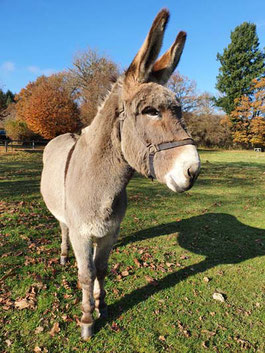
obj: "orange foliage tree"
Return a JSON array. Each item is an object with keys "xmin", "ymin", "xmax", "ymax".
[
  {"xmin": 16, "ymin": 74, "xmax": 80, "ymax": 139},
  {"xmin": 230, "ymin": 78, "xmax": 265, "ymax": 148}
]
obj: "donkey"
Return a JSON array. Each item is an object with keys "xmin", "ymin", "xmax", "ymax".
[{"xmin": 41, "ymin": 9, "xmax": 200, "ymax": 339}]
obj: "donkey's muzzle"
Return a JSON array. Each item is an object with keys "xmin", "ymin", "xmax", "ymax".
[{"xmin": 165, "ymin": 147, "xmax": 201, "ymax": 193}]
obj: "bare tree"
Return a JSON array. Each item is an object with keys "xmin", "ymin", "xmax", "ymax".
[
  {"xmin": 167, "ymin": 71, "xmax": 198, "ymax": 112},
  {"xmin": 67, "ymin": 48, "xmax": 120, "ymax": 126}
]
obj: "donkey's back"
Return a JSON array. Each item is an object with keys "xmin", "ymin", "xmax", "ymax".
[{"xmin": 41, "ymin": 133, "xmax": 79, "ymax": 224}]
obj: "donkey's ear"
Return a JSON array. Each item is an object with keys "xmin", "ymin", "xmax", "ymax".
[
  {"xmin": 125, "ymin": 9, "xmax": 169, "ymax": 84},
  {"xmin": 151, "ymin": 31, "xmax": 187, "ymax": 85}
]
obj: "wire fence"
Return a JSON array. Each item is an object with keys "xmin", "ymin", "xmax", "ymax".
[{"xmin": 0, "ymin": 140, "xmax": 49, "ymax": 152}]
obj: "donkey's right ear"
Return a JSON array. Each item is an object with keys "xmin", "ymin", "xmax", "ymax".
[
  {"xmin": 151, "ymin": 31, "xmax": 187, "ymax": 85},
  {"xmin": 125, "ymin": 9, "xmax": 169, "ymax": 84}
]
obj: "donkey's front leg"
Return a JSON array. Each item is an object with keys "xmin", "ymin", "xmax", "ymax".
[
  {"xmin": 93, "ymin": 231, "xmax": 118, "ymax": 318},
  {"xmin": 70, "ymin": 232, "xmax": 95, "ymax": 340},
  {"xmin": 60, "ymin": 222, "xmax": 69, "ymax": 265}
]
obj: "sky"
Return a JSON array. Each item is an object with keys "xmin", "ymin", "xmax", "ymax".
[{"xmin": 1, "ymin": 0, "xmax": 265, "ymax": 96}]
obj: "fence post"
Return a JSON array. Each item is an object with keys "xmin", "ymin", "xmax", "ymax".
[{"xmin": 32, "ymin": 141, "xmax": 35, "ymax": 150}]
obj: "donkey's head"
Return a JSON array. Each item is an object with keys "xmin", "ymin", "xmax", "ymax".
[{"xmin": 119, "ymin": 9, "xmax": 200, "ymax": 192}]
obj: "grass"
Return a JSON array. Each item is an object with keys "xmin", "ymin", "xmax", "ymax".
[{"xmin": 0, "ymin": 149, "xmax": 264, "ymax": 353}]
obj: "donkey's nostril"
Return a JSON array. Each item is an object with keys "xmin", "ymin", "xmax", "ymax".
[{"xmin": 187, "ymin": 163, "xmax": 200, "ymax": 180}]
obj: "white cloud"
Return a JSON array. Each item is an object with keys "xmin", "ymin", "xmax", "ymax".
[
  {"xmin": 1, "ymin": 61, "xmax": 15, "ymax": 72},
  {"xmin": 27, "ymin": 66, "xmax": 56, "ymax": 76}
]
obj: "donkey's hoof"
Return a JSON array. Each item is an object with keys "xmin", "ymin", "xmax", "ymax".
[
  {"xmin": 60, "ymin": 256, "xmax": 67, "ymax": 266},
  {"xmin": 81, "ymin": 323, "xmax": 93, "ymax": 340}
]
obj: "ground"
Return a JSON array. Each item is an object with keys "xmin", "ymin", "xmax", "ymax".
[{"xmin": 0, "ymin": 149, "xmax": 264, "ymax": 353}]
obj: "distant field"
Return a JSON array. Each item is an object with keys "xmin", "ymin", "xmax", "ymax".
[{"xmin": 0, "ymin": 150, "xmax": 264, "ymax": 353}]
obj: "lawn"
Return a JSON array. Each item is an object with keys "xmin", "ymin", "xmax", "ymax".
[{"xmin": 0, "ymin": 149, "xmax": 264, "ymax": 353}]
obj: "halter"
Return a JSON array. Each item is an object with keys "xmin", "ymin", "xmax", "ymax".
[
  {"xmin": 119, "ymin": 105, "xmax": 195, "ymax": 180},
  {"xmin": 146, "ymin": 138, "xmax": 195, "ymax": 179}
]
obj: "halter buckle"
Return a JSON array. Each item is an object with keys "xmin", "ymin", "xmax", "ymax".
[{"xmin": 147, "ymin": 144, "xmax": 158, "ymax": 154}]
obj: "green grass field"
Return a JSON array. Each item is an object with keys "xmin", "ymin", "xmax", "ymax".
[{"xmin": 0, "ymin": 150, "xmax": 264, "ymax": 353}]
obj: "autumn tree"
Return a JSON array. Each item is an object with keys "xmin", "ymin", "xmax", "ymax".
[
  {"xmin": 185, "ymin": 112, "xmax": 232, "ymax": 147},
  {"xmin": 215, "ymin": 22, "xmax": 265, "ymax": 115},
  {"xmin": 167, "ymin": 72, "xmax": 199, "ymax": 112},
  {"xmin": 67, "ymin": 48, "xmax": 120, "ymax": 126},
  {"xmin": 16, "ymin": 74, "xmax": 80, "ymax": 139},
  {"xmin": 167, "ymin": 71, "xmax": 232, "ymax": 147},
  {"xmin": 230, "ymin": 78, "xmax": 265, "ymax": 147}
]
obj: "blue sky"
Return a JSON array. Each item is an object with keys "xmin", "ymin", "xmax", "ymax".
[{"xmin": 1, "ymin": 0, "xmax": 265, "ymax": 95}]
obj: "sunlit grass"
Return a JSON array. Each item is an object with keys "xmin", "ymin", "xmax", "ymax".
[{"xmin": 0, "ymin": 150, "xmax": 264, "ymax": 352}]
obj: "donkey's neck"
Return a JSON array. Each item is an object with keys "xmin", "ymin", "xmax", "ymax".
[
  {"xmin": 85, "ymin": 80, "xmax": 123, "ymax": 155},
  {"xmin": 76, "ymin": 80, "xmax": 133, "ymax": 207}
]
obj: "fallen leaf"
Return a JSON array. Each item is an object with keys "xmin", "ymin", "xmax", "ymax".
[
  {"xmin": 201, "ymin": 329, "xmax": 216, "ymax": 336},
  {"xmin": 49, "ymin": 322, "xmax": 60, "ymax": 336},
  {"xmin": 203, "ymin": 276, "xmax": 210, "ymax": 283},
  {"xmin": 5, "ymin": 339, "xmax": 12, "ymax": 347},
  {"xmin": 133, "ymin": 258, "xmax": 141, "ymax": 268},
  {"xmin": 183, "ymin": 330, "xmax": 191, "ymax": 338},
  {"xmin": 180, "ymin": 254, "xmax": 189, "ymax": 260},
  {"xmin": 202, "ymin": 341, "xmax": 210, "ymax": 349},
  {"xmin": 35, "ymin": 326, "xmax": 44, "ymax": 334},
  {"xmin": 113, "ymin": 263, "xmax": 120, "ymax": 271},
  {"xmin": 111, "ymin": 322, "xmax": 121, "ymax": 332},
  {"xmin": 158, "ymin": 335, "xmax": 166, "ymax": 341},
  {"xmin": 234, "ymin": 336, "xmax": 253, "ymax": 349},
  {"xmin": 145, "ymin": 275, "xmax": 158, "ymax": 286},
  {"xmin": 213, "ymin": 292, "xmax": 226, "ymax": 302},
  {"xmin": 34, "ymin": 347, "xmax": 42, "ymax": 353},
  {"xmin": 121, "ymin": 270, "xmax": 129, "ymax": 277},
  {"xmin": 15, "ymin": 298, "xmax": 31, "ymax": 310}
]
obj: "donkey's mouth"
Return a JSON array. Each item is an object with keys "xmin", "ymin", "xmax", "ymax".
[{"xmin": 166, "ymin": 175, "xmax": 194, "ymax": 193}]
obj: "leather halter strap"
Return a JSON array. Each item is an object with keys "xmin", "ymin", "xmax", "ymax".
[{"xmin": 147, "ymin": 138, "xmax": 195, "ymax": 180}]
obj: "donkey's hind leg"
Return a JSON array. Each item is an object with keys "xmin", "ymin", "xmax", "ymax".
[
  {"xmin": 60, "ymin": 222, "xmax": 69, "ymax": 265},
  {"xmin": 70, "ymin": 231, "xmax": 96, "ymax": 340},
  {"xmin": 93, "ymin": 230, "xmax": 119, "ymax": 318}
]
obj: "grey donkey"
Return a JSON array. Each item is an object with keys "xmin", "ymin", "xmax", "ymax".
[{"xmin": 41, "ymin": 9, "xmax": 201, "ymax": 339}]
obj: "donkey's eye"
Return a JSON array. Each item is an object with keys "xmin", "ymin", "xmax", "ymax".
[{"xmin": 142, "ymin": 107, "xmax": 160, "ymax": 117}]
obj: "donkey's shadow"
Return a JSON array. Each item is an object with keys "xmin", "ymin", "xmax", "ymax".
[{"xmin": 96, "ymin": 213, "xmax": 265, "ymax": 330}]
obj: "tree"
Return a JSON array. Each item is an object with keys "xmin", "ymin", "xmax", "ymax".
[
  {"xmin": 230, "ymin": 77, "xmax": 265, "ymax": 147},
  {"xmin": 67, "ymin": 48, "xmax": 120, "ymax": 126},
  {"xmin": 167, "ymin": 71, "xmax": 232, "ymax": 147},
  {"xmin": 0, "ymin": 89, "xmax": 5, "ymax": 112},
  {"xmin": 4, "ymin": 119, "xmax": 36, "ymax": 140},
  {"xmin": 0, "ymin": 89, "xmax": 15, "ymax": 113},
  {"xmin": 168, "ymin": 72, "xmax": 215, "ymax": 115},
  {"xmin": 215, "ymin": 22, "xmax": 265, "ymax": 115},
  {"xmin": 185, "ymin": 112, "xmax": 232, "ymax": 148},
  {"xmin": 5, "ymin": 90, "xmax": 15, "ymax": 106},
  {"xmin": 16, "ymin": 74, "xmax": 80, "ymax": 139},
  {"xmin": 167, "ymin": 72, "xmax": 199, "ymax": 112}
]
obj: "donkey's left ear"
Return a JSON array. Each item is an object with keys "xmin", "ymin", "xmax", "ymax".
[
  {"xmin": 125, "ymin": 9, "xmax": 169, "ymax": 84},
  {"xmin": 151, "ymin": 31, "xmax": 187, "ymax": 85}
]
